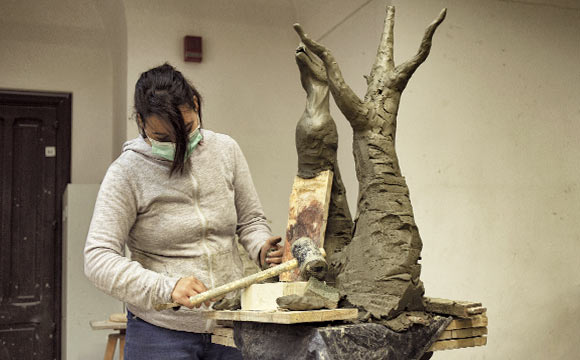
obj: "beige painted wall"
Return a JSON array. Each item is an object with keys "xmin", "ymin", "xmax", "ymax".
[
  {"xmin": 62, "ymin": 185, "xmax": 123, "ymax": 360},
  {"xmin": 93, "ymin": 0, "xmax": 129, "ymax": 159},
  {"xmin": 123, "ymin": 0, "xmax": 304, "ymax": 236},
  {"xmin": 296, "ymin": 0, "xmax": 580, "ymax": 358},
  {"xmin": 0, "ymin": 0, "xmax": 114, "ymax": 184}
]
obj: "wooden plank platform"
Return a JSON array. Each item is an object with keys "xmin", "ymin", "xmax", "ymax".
[
  {"xmin": 89, "ymin": 320, "xmax": 127, "ymax": 331},
  {"xmin": 211, "ymin": 333, "xmax": 236, "ymax": 348},
  {"xmin": 210, "ymin": 299, "xmax": 488, "ymax": 353},
  {"xmin": 438, "ymin": 326, "xmax": 487, "ymax": 340},
  {"xmin": 205, "ymin": 308, "xmax": 357, "ymax": 324},
  {"xmin": 445, "ymin": 314, "xmax": 488, "ymax": 330},
  {"xmin": 429, "ymin": 336, "xmax": 487, "ymax": 351},
  {"xmin": 424, "ymin": 297, "xmax": 486, "ymax": 318}
]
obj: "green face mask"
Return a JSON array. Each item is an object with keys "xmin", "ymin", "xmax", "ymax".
[{"xmin": 149, "ymin": 126, "xmax": 203, "ymax": 161}]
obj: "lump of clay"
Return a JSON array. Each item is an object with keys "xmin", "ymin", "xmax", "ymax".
[
  {"xmin": 212, "ymin": 295, "xmax": 241, "ymax": 311},
  {"xmin": 304, "ymin": 278, "xmax": 340, "ymax": 309},
  {"xmin": 276, "ymin": 294, "xmax": 325, "ymax": 311}
]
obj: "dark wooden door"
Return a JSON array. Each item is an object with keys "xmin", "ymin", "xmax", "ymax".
[{"xmin": 0, "ymin": 90, "xmax": 71, "ymax": 360}]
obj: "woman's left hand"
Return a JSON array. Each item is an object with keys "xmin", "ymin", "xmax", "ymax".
[{"xmin": 260, "ymin": 236, "xmax": 283, "ymax": 269}]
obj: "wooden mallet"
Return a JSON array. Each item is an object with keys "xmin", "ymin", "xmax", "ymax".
[{"xmin": 154, "ymin": 237, "xmax": 327, "ymax": 311}]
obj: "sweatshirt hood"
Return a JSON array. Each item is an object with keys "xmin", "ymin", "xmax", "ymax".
[{"xmin": 122, "ymin": 136, "xmax": 168, "ymax": 161}]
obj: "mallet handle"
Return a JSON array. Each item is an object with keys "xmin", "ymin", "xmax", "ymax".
[{"xmin": 155, "ymin": 258, "xmax": 299, "ymax": 311}]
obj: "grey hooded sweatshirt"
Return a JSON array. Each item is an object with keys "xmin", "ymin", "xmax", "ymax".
[{"xmin": 84, "ymin": 129, "xmax": 272, "ymax": 333}]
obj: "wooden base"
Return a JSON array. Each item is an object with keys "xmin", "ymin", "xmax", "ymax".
[
  {"xmin": 429, "ymin": 336, "xmax": 487, "ymax": 351},
  {"xmin": 102, "ymin": 332, "xmax": 125, "ymax": 360},
  {"xmin": 90, "ymin": 315, "xmax": 127, "ymax": 360},
  {"xmin": 205, "ymin": 308, "xmax": 357, "ymax": 324},
  {"xmin": 424, "ymin": 297, "xmax": 486, "ymax": 318},
  {"xmin": 241, "ymin": 282, "xmax": 307, "ymax": 310},
  {"xmin": 211, "ymin": 298, "xmax": 488, "ymax": 354},
  {"xmin": 439, "ymin": 326, "xmax": 487, "ymax": 340},
  {"xmin": 422, "ymin": 297, "xmax": 488, "ymax": 351},
  {"xmin": 445, "ymin": 314, "xmax": 488, "ymax": 330}
]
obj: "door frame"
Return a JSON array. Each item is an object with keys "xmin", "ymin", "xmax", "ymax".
[{"xmin": 0, "ymin": 89, "xmax": 71, "ymax": 360}]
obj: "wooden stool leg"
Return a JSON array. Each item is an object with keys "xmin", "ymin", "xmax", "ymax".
[
  {"xmin": 119, "ymin": 332, "xmax": 125, "ymax": 360},
  {"xmin": 104, "ymin": 333, "xmax": 118, "ymax": 360}
]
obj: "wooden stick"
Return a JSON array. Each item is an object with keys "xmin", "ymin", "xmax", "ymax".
[{"xmin": 155, "ymin": 258, "xmax": 300, "ymax": 311}]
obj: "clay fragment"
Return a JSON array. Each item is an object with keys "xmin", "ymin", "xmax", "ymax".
[
  {"xmin": 379, "ymin": 311, "xmax": 434, "ymax": 333},
  {"xmin": 304, "ymin": 278, "xmax": 340, "ymax": 309},
  {"xmin": 276, "ymin": 294, "xmax": 325, "ymax": 311},
  {"xmin": 212, "ymin": 295, "xmax": 241, "ymax": 311}
]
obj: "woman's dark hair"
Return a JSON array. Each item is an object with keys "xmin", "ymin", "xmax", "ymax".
[{"xmin": 134, "ymin": 63, "xmax": 202, "ymax": 176}]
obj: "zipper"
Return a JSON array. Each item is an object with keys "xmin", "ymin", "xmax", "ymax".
[{"xmin": 190, "ymin": 172, "xmax": 215, "ymax": 289}]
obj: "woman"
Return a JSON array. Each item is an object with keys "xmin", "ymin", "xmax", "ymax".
[{"xmin": 84, "ymin": 63, "xmax": 282, "ymax": 359}]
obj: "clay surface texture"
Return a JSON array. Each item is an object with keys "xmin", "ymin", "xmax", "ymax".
[
  {"xmin": 294, "ymin": 5, "xmax": 446, "ymax": 320},
  {"xmin": 276, "ymin": 294, "xmax": 326, "ymax": 311},
  {"xmin": 304, "ymin": 277, "xmax": 340, "ymax": 309},
  {"xmin": 294, "ymin": 43, "xmax": 354, "ymax": 271}
]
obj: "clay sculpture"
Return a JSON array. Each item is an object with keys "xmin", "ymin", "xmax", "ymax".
[{"xmin": 293, "ymin": 5, "xmax": 447, "ymax": 320}]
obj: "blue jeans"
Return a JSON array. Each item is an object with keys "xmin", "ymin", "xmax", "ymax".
[{"xmin": 125, "ymin": 311, "xmax": 242, "ymax": 360}]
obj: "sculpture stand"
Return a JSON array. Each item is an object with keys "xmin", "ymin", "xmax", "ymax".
[{"xmin": 209, "ymin": 299, "xmax": 488, "ymax": 358}]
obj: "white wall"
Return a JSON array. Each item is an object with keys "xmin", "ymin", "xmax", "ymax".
[
  {"xmin": 295, "ymin": 0, "xmax": 580, "ymax": 358},
  {"xmin": 62, "ymin": 185, "xmax": 123, "ymax": 360},
  {"xmin": 93, "ymin": 0, "xmax": 129, "ymax": 158},
  {"xmin": 0, "ymin": 0, "xmax": 114, "ymax": 184},
  {"xmin": 123, "ymin": 0, "xmax": 304, "ymax": 236}
]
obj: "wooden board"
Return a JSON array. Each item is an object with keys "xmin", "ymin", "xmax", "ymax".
[
  {"xmin": 204, "ymin": 308, "xmax": 357, "ymax": 324},
  {"xmin": 439, "ymin": 327, "xmax": 487, "ymax": 340},
  {"xmin": 212, "ymin": 327, "xmax": 234, "ymax": 337},
  {"xmin": 445, "ymin": 314, "xmax": 488, "ymax": 330},
  {"xmin": 280, "ymin": 170, "xmax": 333, "ymax": 281},
  {"xmin": 212, "ymin": 327, "xmax": 236, "ymax": 348},
  {"xmin": 216, "ymin": 320, "xmax": 234, "ymax": 327},
  {"xmin": 211, "ymin": 334, "xmax": 236, "ymax": 348},
  {"xmin": 429, "ymin": 336, "xmax": 487, "ymax": 351},
  {"xmin": 241, "ymin": 282, "xmax": 307, "ymax": 310},
  {"xmin": 424, "ymin": 297, "xmax": 486, "ymax": 318},
  {"xmin": 89, "ymin": 320, "xmax": 127, "ymax": 331}
]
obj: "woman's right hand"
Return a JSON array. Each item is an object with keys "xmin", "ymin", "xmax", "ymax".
[{"xmin": 171, "ymin": 276, "xmax": 211, "ymax": 309}]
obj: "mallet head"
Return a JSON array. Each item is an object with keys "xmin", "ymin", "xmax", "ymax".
[{"xmin": 291, "ymin": 237, "xmax": 327, "ymax": 280}]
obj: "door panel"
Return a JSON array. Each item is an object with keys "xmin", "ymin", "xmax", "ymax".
[{"xmin": 0, "ymin": 91, "xmax": 70, "ymax": 360}]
